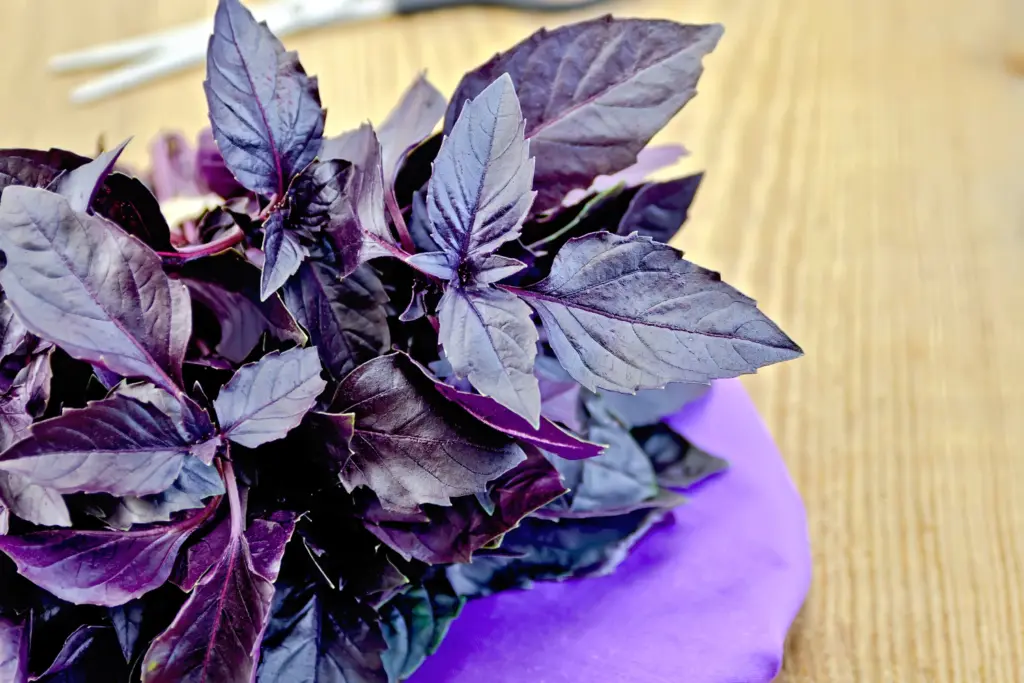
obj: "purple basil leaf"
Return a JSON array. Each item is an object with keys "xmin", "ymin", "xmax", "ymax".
[
  {"xmin": 172, "ymin": 507, "xmax": 234, "ymax": 592},
  {"xmin": 0, "ymin": 394, "xmax": 210, "ymax": 497},
  {"xmin": 90, "ymin": 366, "xmax": 121, "ymax": 391},
  {"xmin": 283, "ymin": 261, "xmax": 390, "ymax": 383},
  {"xmin": 112, "ymin": 382, "xmax": 218, "ymax": 446},
  {"xmin": 257, "ymin": 581, "xmax": 387, "ymax": 683},
  {"xmin": 204, "ymin": 0, "xmax": 325, "ymax": 198},
  {"xmin": 0, "ymin": 148, "xmax": 174, "ymax": 251},
  {"xmin": 260, "ymin": 209, "xmax": 308, "ymax": 300},
  {"xmin": 379, "ymin": 580, "xmax": 463, "ymax": 682},
  {"xmin": 472, "ymin": 254, "xmax": 527, "ymax": 284},
  {"xmin": 0, "ymin": 474, "xmax": 70, "ymax": 529},
  {"xmin": 91, "ymin": 456, "xmax": 225, "ymax": 531},
  {"xmin": 109, "ymin": 601, "xmax": 144, "ymax": 663},
  {"xmin": 245, "ymin": 510, "xmax": 299, "ymax": 581},
  {"xmin": 361, "ymin": 446, "xmax": 566, "ymax": 564},
  {"xmin": 53, "ymin": 138, "xmax": 130, "ymax": 213},
  {"xmin": 398, "ymin": 285, "xmax": 428, "ymax": 323},
  {"xmin": 405, "ymin": 251, "xmax": 454, "ymax": 280},
  {"xmin": 434, "ymin": 382, "xmax": 602, "ymax": 460},
  {"xmin": 0, "ymin": 616, "xmax": 28, "ymax": 683},
  {"xmin": 447, "ymin": 506, "xmax": 670, "ymax": 598},
  {"xmin": 287, "ymin": 160, "xmax": 351, "ymax": 238},
  {"xmin": 33, "ymin": 624, "xmax": 104, "ymax": 678},
  {"xmin": 437, "ymin": 285, "xmax": 541, "ymax": 427},
  {"xmin": 446, "ymin": 19, "xmax": 723, "ymax": 212},
  {"xmin": 148, "ymin": 132, "xmax": 201, "ymax": 202},
  {"xmin": 378, "ymin": 74, "xmax": 447, "ymax": 188},
  {"xmin": 632, "ymin": 424, "xmax": 729, "ymax": 489},
  {"xmin": 513, "ymin": 232, "xmax": 802, "ymax": 392},
  {"xmin": 179, "ymin": 255, "xmax": 306, "ymax": 365},
  {"xmin": 600, "ymin": 381, "xmax": 710, "ymax": 428},
  {"xmin": 562, "ymin": 144, "xmax": 687, "ymax": 206},
  {"xmin": 196, "ymin": 128, "xmax": 246, "ymax": 199},
  {"xmin": 214, "ymin": 347, "xmax": 327, "ymax": 448},
  {"xmin": 617, "ymin": 173, "xmax": 703, "ymax": 243},
  {"xmin": 327, "ymin": 353, "xmax": 525, "ymax": 511},
  {"xmin": 325, "ymin": 127, "xmax": 399, "ymax": 265},
  {"xmin": 535, "ymin": 355, "xmax": 583, "ymax": 432},
  {"xmin": 0, "ymin": 499, "xmax": 216, "ymax": 606},
  {"xmin": 543, "ymin": 417, "xmax": 667, "ymax": 517},
  {"xmin": 142, "ymin": 511, "xmax": 295, "ymax": 683},
  {"xmin": 0, "ymin": 187, "xmax": 191, "ymax": 394},
  {"xmin": 0, "ymin": 350, "xmax": 54, "ymax": 450},
  {"xmin": 428, "ymin": 74, "xmax": 535, "ymax": 269},
  {"xmin": 407, "ymin": 189, "xmax": 439, "ymax": 253}
]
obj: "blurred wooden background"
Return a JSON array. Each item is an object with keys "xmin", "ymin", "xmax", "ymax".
[{"xmin": 1, "ymin": 0, "xmax": 1022, "ymax": 680}]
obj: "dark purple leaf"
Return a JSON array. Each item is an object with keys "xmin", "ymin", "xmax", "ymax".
[
  {"xmin": 617, "ymin": 173, "xmax": 703, "ymax": 243},
  {"xmin": 360, "ymin": 446, "xmax": 565, "ymax": 564},
  {"xmin": 428, "ymin": 74, "xmax": 535, "ymax": 272},
  {"xmin": 0, "ymin": 147, "xmax": 173, "ymax": 251},
  {"xmin": 257, "ymin": 581, "xmax": 387, "ymax": 683},
  {"xmin": 148, "ymin": 132, "xmax": 201, "ymax": 202},
  {"xmin": 511, "ymin": 232, "xmax": 802, "ymax": 392},
  {"xmin": 327, "ymin": 353, "xmax": 525, "ymax": 511},
  {"xmin": 32, "ymin": 624, "xmax": 103, "ymax": 678},
  {"xmin": 109, "ymin": 601, "xmax": 144, "ymax": 663},
  {"xmin": 204, "ymin": 0, "xmax": 325, "ymax": 197},
  {"xmin": 446, "ymin": 18, "xmax": 723, "ymax": 212},
  {"xmin": 535, "ymin": 356, "xmax": 583, "ymax": 432},
  {"xmin": 283, "ymin": 261, "xmax": 390, "ymax": 383},
  {"xmin": 406, "ymin": 190, "xmax": 439, "ymax": 253},
  {"xmin": 0, "ymin": 498, "xmax": 216, "ymax": 606},
  {"xmin": 447, "ymin": 507, "xmax": 671, "ymax": 598},
  {"xmin": 214, "ymin": 347, "xmax": 326, "ymax": 448},
  {"xmin": 92, "ymin": 456, "xmax": 225, "ymax": 530},
  {"xmin": 542, "ymin": 417, "xmax": 672, "ymax": 518},
  {"xmin": 172, "ymin": 507, "xmax": 234, "ymax": 592},
  {"xmin": 142, "ymin": 511, "xmax": 295, "ymax": 683},
  {"xmin": 600, "ymin": 381, "xmax": 709, "ymax": 428},
  {"xmin": 0, "ymin": 187, "xmax": 191, "ymax": 394},
  {"xmin": 54, "ymin": 138, "xmax": 130, "ymax": 213},
  {"xmin": 179, "ymin": 255, "xmax": 306, "ymax": 365},
  {"xmin": 196, "ymin": 128, "xmax": 246, "ymax": 199},
  {"xmin": 322, "ymin": 126, "xmax": 399, "ymax": 266},
  {"xmin": 0, "ymin": 350, "xmax": 53, "ymax": 450},
  {"xmin": 378, "ymin": 74, "xmax": 447, "ymax": 188},
  {"xmin": 0, "ymin": 616, "xmax": 28, "ymax": 683},
  {"xmin": 112, "ymin": 382, "xmax": 218, "ymax": 446},
  {"xmin": 0, "ymin": 395, "xmax": 207, "ymax": 498},
  {"xmin": 437, "ymin": 285, "xmax": 541, "ymax": 427},
  {"xmin": 632, "ymin": 424, "xmax": 728, "ymax": 489},
  {"xmin": 434, "ymin": 382, "xmax": 602, "ymax": 460},
  {"xmin": 379, "ymin": 580, "xmax": 463, "ymax": 682},
  {"xmin": 562, "ymin": 144, "xmax": 687, "ymax": 206},
  {"xmin": 30, "ymin": 623, "xmax": 127, "ymax": 682},
  {"xmin": 0, "ymin": 474, "xmax": 69, "ymax": 529},
  {"xmin": 260, "ymin": 209, "xmax": 307, "ymax": 300},
  {"xmin": 287, "ymin": 160, "xmax": 351, "ymax": 238}
]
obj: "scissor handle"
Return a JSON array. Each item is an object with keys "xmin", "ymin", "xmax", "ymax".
[{"xmin": 394, "ymin": 0, "xmax": 611, "ymax": 14}]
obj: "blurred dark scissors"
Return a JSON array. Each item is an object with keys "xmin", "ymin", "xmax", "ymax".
[{"xmin": 49, "ymin": 0, "xmax": 611, "ymax": 104}]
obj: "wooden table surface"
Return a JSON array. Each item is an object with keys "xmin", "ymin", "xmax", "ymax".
[{"xmin": 2, "ymin": 0, "xmax": 1022, "ymax": 680}]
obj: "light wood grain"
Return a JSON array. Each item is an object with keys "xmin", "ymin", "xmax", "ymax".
[{"xmin": 3, "ymin": 0, "xmax": 1023, "ymax": 680}]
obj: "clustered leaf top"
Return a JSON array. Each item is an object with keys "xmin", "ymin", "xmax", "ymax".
[{"xmin": 0, "ymin": 1, "xmax": 800, "ymax": 680}]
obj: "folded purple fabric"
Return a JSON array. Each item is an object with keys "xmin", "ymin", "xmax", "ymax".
[{"xmin": 411, "ymin": 379, "xmax": 811, "ymax": 683}]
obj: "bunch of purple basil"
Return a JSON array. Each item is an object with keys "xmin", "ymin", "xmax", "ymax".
[{"xmin": 0, "ymin": 1, "xmax": 801, "ymax": 680}]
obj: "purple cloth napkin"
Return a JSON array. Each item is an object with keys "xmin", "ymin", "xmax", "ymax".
[{"xmin": 411, "ymin": 379, "xmax": 811, "ymax": 683}]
